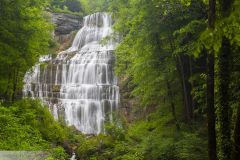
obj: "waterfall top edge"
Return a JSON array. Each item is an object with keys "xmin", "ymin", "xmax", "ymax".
[{"xmin": 57, "ymin": 12, "xmax": 115, "ymax": 55}]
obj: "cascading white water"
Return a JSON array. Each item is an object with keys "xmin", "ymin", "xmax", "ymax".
[{"xmin": 23, "ymin": 12, "xmax": 119, "ymax": 134}]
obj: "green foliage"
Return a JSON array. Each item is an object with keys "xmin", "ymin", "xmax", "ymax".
[
  {"xmin": 0, "ymin": 99, "xmax": 65, "ymax": 150},
  {"xmin": 48, "ymin": 147, "xmax": 68, "ymax": 160},
  {"xmin": 74, "ymin": 106, "xmax": 207, "ymax": 160},
  {"xmin": 190, "ymin": 73, "xmax": 207, "ymax": 114},
  {"xmin": 0, "ymin": 102, "xmax": 197, "ymax": 160},
  {"xmin": 196, "ymin": 0, "xmax": 240, "ymax": 56},
  {"xmin": 50, "ymin": 0, "xmax": 84, "ymax": 16},
  {"xmin": 80, "ymin": 0, "xmax": 109, "ymax": 14},
  {"xmin": 0, "ymin": 0, "xmax": 53, "ymax": 101},
  {"xmin": 108, "ymin": 0, "xmax": 207, "ymax": 107},
  {"xmin": 174, "ymin": 20, "xmax": 207, "ymax": 57},
  {"xmin": 0, "ymin": 99, "xmax": 81, "ymax": 159}
]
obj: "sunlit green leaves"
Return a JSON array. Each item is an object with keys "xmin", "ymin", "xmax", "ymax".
[
  {"xmin": 111, "ymin": 0, "xmax": 207, "ymax": 106},
  {"xmin": 0, "ymin": 0, "xmax": 53, "ymax": 100},
  {"xmin": 180, "ymin": 0, "xmax": 191, "ymax": 6}
]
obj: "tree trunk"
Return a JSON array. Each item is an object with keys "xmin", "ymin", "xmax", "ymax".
[
  {"xmin": 166, "ymin": 80, "xmax": 180, "ymax": 130},
  {"xmin": 12, "ymin": 68, "xmax": 19, "ymax": 102},
  {"xmin": 3, "ymin": 68, "xmax": 12, "ymax": 101},
  {"xmin": 207, "ymin": 0, "xmax": 217, "ymax": 160},
  {"xmin": 189, "ymin": 58, "xmax": 196, "ymax": 120},
  {"xmin": 206, "ymin": 50, "xmax": 217, "ymax": 160},
  {"xmin": 218, "ymin": 0, "xmax": 233, "ymax": 158},
  {"xmin": 168, "ymin": 34, "xmax": 193, "ymax": 122},
  {"xmin": 177, "ymin": 55, "xmax": 193, "ymax": 122},
  {"xmin": 218, "ymin": 36, "xmax": 231, "ymax": 160},
  {"xmin": 232, "ymin": 104, "xmax": 240, "ymax": 160}
]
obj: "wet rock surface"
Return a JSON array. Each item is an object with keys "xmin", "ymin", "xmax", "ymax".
[
  {"xmin": 51, "ymin": 12, "xmax": 83, "ymax": 51},
  {"xmin": 51, "ymin": 12, "xmax": 82, "ymax": 36}
]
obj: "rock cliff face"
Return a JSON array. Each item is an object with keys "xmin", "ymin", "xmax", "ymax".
[
  {"xmin": 51, "ymin": 12, "xmax": 83, "ymax": 51},
  {"xmin": 51, "ymin": 12, "xmax": 82, "ymax": 35}
]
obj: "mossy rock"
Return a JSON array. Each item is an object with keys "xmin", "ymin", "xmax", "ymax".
[{"xmin": 52, "ymin": 85, "xmax": 61, "ymax": 92}]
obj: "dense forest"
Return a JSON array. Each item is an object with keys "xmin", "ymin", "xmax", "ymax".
[{"xmin": 0, "ymin": 0, "xmax": 240, "ymax": 160}]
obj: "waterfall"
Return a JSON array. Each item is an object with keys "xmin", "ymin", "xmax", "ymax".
[{"xmin": 23, "ymin": 12, "xmax": 120, "ymax": 134}]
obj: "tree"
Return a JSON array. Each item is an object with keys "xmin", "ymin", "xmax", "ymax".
[
  {"xmin": 51, "ymin": 0, "xmax": 83, "ymax": 12},
  {"xmin": 80, "ymin": 0, "xmax": 109, "ymax": 14},
  {"xmin": 0, "ymin": 0, "xmax": 52, "ymax": 102},
  {"xmin": 233, "ymin": 103, "xmax": 240, "ymax": 160},
  {"xmin": 217, "ymin": 0, "xmax": 234, "ymax": 159},
  {"xmin": 108, "ymin": 0, "xmax": 207, "ymax": 124},
  {"xmin": 206, "ymin": 0, "xmax": 217, "ymax": 159}
]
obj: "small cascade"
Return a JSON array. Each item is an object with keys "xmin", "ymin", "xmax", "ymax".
[
  {"xmin": 70, "ymin": 153, "xmax": 76, "ymax": 160},
  {"xmin": 23, "ymin": 12, "xmax": 120, "ymax": 134}
]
